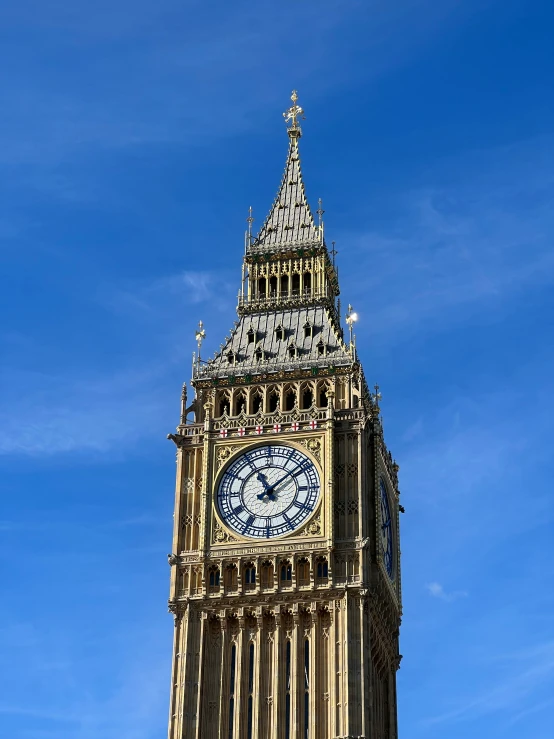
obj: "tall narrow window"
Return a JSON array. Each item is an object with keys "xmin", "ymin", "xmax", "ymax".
[
  {"xmin": 281, "ymin": 563, "xmax": 292, "ymax": 581},
  {"xmin": 275, "ymin": 325, "xmax": 285, "ymax": 341},
  {"xmin": 247, "ymin": 643, "xmax": 255, "ymax": 739},
  {"xmin": 228, "ymin": 644, "xmax": 236, "ymax": 739},
  {"xmin": 318, "ymin": 387, "xmax": 328, "ymax": 407},
  {"xmin": 245, "ymin": 564, "xmax": 256, "ymax": 589},
  {"xmin": 269, "ymin": 275, "xmax": 278, "ymax": 296},
  {"xmin": 304, "ymin": 640, "xmax": 310, "ymax": 738},
  {"xmin": 285, "ymin": 640, "xmax": 291, "ymax": 739},
  {"xmin": 258, "ymin": 277, "xmax": 266, "ymax": 296},
  {"xmin": 253, "ymin": 392, "xmax": 263, "ymax": 414},
  {"xmin": 303, "ymin": 272, "xmax": 312, "ymax": 294},
  {"xmin": 285, "ymin": 389, "xmax": 296, "ymax": 411},
  {"xmin": 292, "ymin": 274, "xmax": 300, "ymax": 295},
  {"xmin": 280, "ymin": 274, "xmax": 289, "ymax": 296},
  {"xmin": 269, "ymin": 391, "xmax": 279, "ymax": 412},
  {"xmin": 303, "ymin": 322, "xmax": 312, "ymax": 338},
  {"xmin": 316, "ymin": 558, "xmax": 328, "ymax": 579},
  {"xmin": 302, "ymin": 387, "xmax": 313, "ymax": 409}
]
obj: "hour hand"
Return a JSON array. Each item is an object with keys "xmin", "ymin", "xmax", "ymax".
[{"xmin": 256, "ymin": 473, "xmax": 275, "ymax": 500}]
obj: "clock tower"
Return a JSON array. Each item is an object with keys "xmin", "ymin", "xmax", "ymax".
[{"xmin": 166, "ymin": 92, "xmax": 402, "ymax": 739}]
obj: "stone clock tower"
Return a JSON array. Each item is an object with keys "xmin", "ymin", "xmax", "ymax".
[{"xmin": 166, "ymin": 92, "xmax": 402, "ymax": 739}]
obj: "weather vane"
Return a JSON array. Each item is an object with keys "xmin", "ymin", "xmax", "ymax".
[
  {"xmin": 195, "ymin": 320, "xmax": 206, "ymax": 362},
  {"xmin": 283, "ymin": 90, "xmax": 305, "ymax": 129}
]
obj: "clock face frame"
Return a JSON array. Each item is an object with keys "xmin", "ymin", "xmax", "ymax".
[
  {"xmin": 380, "ymin": 478, "xmax": 394, "ymax": 579},
  {"xmin": 216, "ymin": 444, "xmax": 320, "ymax": 540}
]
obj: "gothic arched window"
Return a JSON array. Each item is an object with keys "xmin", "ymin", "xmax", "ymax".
[
  {"xmin": 244, "ymin": 563, "xmax": 256, "ymax": 589},
  {"xmin": 269, "ymin": 390, "xmax": 279, "ymax": 412},
  {"xmin": 316, "ymin": 556, "xmax": 328, "ymax": 581},
  {"xmin": 252, "ymin": 391, "xmax": 263, "ymax": 414},
  {"xmin": 292, "ymin": 273, "xmax": 300, "ymax": 295},
  {"xmin": 208, "ymin": 566, "xmax": 220, "ymax": 591},
  {"xmin": 318, "ymin": 385, "xmax": 328, "ymax": 407},
  {"xmin": 285, "ymin": 388, "xmax": 296, "ymax": 411},
  {"xmin": 260, "ymin": 560, "xmax": 273, "ymax": 588},
  {"xmin": 224, "ymin": 563, "xmax": 238, "ymax": 591},
  {"xmin": 297, "ymin": 558, "xmax": 310, "ymax": 585},
  {"xmin": 303, "ymin": 321, "xmax": 312, "ymax": 338},
  {"xmin": 280, "ymin": 561, "xmax": 292, "ymax": 582}
]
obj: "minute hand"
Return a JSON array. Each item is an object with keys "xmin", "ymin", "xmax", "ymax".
[{"xmin": 269, "ymin": 464, "xmax": 305, "ymax": 492}]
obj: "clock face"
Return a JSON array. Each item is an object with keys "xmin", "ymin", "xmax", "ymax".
[
  {"xmin": 380, "ymin": 478, "xmax": 394, "ymax": 578},
  {"xmin": 217, "ymin": 444, "xmax": 320, "ymax": 539}
]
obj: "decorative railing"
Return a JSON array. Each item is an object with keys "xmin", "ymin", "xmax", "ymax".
[
  {"xmin": 177, "ymin": 423, "xmax": 204, "ymax": 437},
  {"xmin": 237, "ymin": 289, "xmax": 340, "ymax": 321},
  {"xmin": 193, "ymin": 355, "xmax": 351, "ymax": 380},
  {"xmin": 212, "ymin": 407, "xmax": 328, "ymax": 431},
  {"xmin": 334, "ymin": 409, "xmax": 367, "ymax": 422}
]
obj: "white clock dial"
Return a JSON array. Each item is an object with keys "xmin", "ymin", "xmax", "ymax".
[{"xmin": 217, "ymin": 445, "xmax": 320, "ymax": 539}]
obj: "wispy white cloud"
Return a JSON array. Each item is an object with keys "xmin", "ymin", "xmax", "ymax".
[{"xmin": 426, "ymin": 582, "xmax": 468, "ymax": 601}]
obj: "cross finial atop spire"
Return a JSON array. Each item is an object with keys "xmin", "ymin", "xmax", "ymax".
[{"xmin": 283, "ymin": 90, "xmax": 305, "ymax": 135}]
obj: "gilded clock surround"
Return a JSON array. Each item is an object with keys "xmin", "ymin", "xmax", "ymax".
[{"xmin": 166, "ymin": 92, "xmax": 402, "ymax": 739}]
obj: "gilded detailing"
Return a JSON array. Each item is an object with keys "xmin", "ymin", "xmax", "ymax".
[
  {"xmin": 166, "ymin": 93, "xmax": 402, "ymax": 739},
  {"xmin": 249, "ymin": 116, "xmax": 319, "ymax": 250}
]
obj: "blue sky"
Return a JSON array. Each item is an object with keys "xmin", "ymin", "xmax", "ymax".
[{"xmin": 1, "ymin": 0, "xmax": 553, "ymax": 737}]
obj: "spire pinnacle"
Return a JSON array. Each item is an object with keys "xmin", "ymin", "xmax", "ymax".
[
  {"xmin": 247, "ymin": 205, "xmax": 254, "ymax": 240},
  {"xmin": 283, "ymin": 90, "xmax": 305, "ymax": 137}
]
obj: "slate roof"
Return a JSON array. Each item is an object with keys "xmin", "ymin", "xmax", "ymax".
[
  {"xmin": 196, "ymin": 306, "xmax": 352, "ymax": 379},
  {"xmin": 249, "ymin": 129, "xmax": 322, "ymax": 253}
]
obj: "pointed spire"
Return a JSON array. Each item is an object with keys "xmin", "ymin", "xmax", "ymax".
[{"xmin": 249, "ymin": 91, "xmax": 321, "ymax": 252}]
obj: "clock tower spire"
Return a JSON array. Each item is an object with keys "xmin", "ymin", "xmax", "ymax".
[{"xmin": 167, "ymin": 92, "xmax": 403, "ymax": 739}]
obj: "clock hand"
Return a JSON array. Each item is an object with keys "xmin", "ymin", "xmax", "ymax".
[
  {"xmin": 267, "ymin": 462, "xmax": 307, "ymax": 494},
  {"xmin": 256, "ymin": 472, "xmax": 276, "ymax": 501}
]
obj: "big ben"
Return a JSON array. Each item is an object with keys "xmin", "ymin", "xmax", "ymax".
[{"xmin": 166, "ymin": 92, "xmax": 402, "ymax": 739}]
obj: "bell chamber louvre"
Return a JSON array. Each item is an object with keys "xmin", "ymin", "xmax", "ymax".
[{"xmin": 166, "ymin": 92, "xmax": 403, "ymax": 739}]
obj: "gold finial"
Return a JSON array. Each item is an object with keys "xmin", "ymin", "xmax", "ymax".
[
  {"xmin": 195, "ymin": 320, "xmax": 206, "ymax": 361},
  {"xmin": 283, "ymin": 90, "xmax": 305, "ymax": 130},
  {"xmin": 345, "ymin": 304, "xmax": 358, "ymax": 348}
]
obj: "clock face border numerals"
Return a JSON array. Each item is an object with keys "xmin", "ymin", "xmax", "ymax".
[
  {"xmin": 380, "ymin": 478, "xmax": 394, "ymax": 579},
  {"xmin": 216, "ymin": 444, "xmax": 320, "ymax": 540}
]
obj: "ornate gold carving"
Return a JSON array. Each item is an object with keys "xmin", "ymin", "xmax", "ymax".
[
  {"xmin": 216, "ymin": 445, "xmax": 237, "ymax": 468},
  {"xmin": 298, "ymin": 436, "xmax": 321, "ymax": 463},
  {"xmin": 299, "ymin": 510, "xmax": 322, "ymax": 537},
  {"xmin": 212, "ymin": 521, "xmax": 237, "ymax": 544}
]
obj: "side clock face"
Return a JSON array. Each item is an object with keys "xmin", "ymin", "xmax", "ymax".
[
  {"xmin": 217, "ymin": 444, "xmax": 320, "ymax": 539},
  {"xmin": 380, "ymin": 478, "xmax": 394, "ymax": 578}
]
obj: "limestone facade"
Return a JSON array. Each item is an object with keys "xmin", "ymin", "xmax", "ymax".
[{"xmin": 166, "ymin": 93, "xmax": 402, "ymax": 739}]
